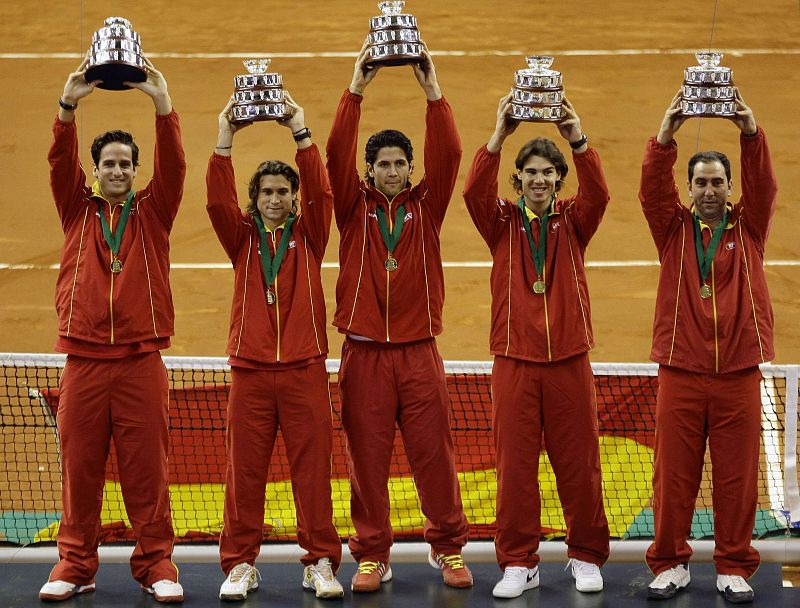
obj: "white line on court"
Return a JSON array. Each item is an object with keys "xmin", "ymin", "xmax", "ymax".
[
  {"xmin": 1, "ymin": 260, "xmax": 799, "ymax": 270},
  {"xmin": 2, "ymin": 48, "xmax": 799, "ymax": 60}
]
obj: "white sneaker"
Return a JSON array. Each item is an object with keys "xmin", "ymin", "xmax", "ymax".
[
  {"xmin": 142, "ymin": 579, "xmax": 184, "ymax": 603},
  {"xmin": 302, "ymin": 557, "xmax": 344, "ymax": 598},
  {"xmin": 39, "ymin": 580, "xmax": 95, "ymax": 601},
  {"xmin": 219, "ymin": 562, "xmax": 260, "ymax": 601},
  {"xmin": 717, "ymin": 574, "xmax": 754, "ymax": 604},
  {"xmin": 492, "ymin": 566, "xmax": 539, "ymax": 598},
  {"xmin": 568, "ymin": 558, "xmax": 603, "ymax": 592},
  {"xmin": 648, "ymin": 563, "xmax": 690, "ymax": 599}
]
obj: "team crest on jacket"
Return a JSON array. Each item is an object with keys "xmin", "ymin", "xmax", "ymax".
[
  {"xmin": 726, "ymin": 242, "xmax": 735, "ymax": 251},
  {"xmin": 550, "ymin": 221, "xmax": 560, "ymax": 232}
]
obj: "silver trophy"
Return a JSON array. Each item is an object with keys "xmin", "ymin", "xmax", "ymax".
[
  {"xmin": 85, "ymin": 17, "xmax": 147, "ymax": 91},
  {"xmin": 231, "ymin": 59, "xmax": 287, "ymax": 123},
  {"xmin": 510, "ymin": 56, "xmax": 565, "ymax": 122},
  {"xmin": 681, "ymin": 52, "xmax": 735, "ymax": 117},
  {"xmin": 366, "ymin": 1, "xmax": 423, "ymax": 67}
]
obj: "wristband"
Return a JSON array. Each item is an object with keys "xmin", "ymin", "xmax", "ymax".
[
  {"xmin": 569, "ymin": 133, "xmax": 588, "ymax": 150},
  {"xmin": 215, "ymin": 145, "xmax": 232, "ymax": 149},
  {"xmin": 292, "ymin": 127, "xmax": 311, "ymax": 142},
  {"xmin": 59, "ymin": 98, "xmax": 78, "ymax": 111}
]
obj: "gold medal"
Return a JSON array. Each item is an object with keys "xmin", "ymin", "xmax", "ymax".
[
  {"xmin": 110, "ymin": 258, "xmax": 123, "ymax": 274},
  {"xmin": 266, "ymin": 290, "xmax": 276, "ymax": 305},
  {"xmin": 385, "ymin": 254, "xmax": 398, "ymax": 272},
  {"xmin": 532, "ymin": 279, "xmax": 546, "ymax": 294},
  {"xmin": 700, "ymin": 284, "xmax": 712, "ymax": 299}
]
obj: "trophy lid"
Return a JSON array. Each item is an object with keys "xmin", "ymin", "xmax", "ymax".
[
  {"xmin": 379, "ymin": 1, "xmax": 406, "ymax": 16},
  {"xmin": 687, "ymin": 51, "xmax": 730, "ymax": 74},
  {"xmin": 243, "ymin": 58, "xmax": 272, "ymax": 75},
  {"xmin": 519, "ymin": 55, "xmax": 559, "ymax": 76},
  {"xmin": 104, "ymin": 16, "xmax": 133, "ymax": 28}
]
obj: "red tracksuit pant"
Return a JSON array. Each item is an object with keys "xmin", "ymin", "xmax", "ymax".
[
  {"xmin": 219, "ymin": 361, "xmax": 342, "ymax": 573},
  {"xmin": 339, "ymin": 338, "xmax": 470, "ymax": 563},
  {"xmin": 647, "ymin": 365, "xmax": 762, "ymax": 577},
  {"xmin": 51, "ymin": 352, "xmax": 177, "ymax": 587},
  {"xmin": 492, "ymin": 353, "xmax": 610, "ymax": 569}
]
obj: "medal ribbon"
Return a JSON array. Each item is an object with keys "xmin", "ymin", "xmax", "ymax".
[
  {"xmin": 693, "ymin": 209, "xmax": 728, "ymax": 285},
  {"xmin": 376, "ymin": 204, "xmax": 406, "ymax": 255},
  {"xmin": 97, "ymin": 190, "xmax": 135, "ymax": 258},
  {"xmin": 253, "ymin": 212, "xmax": 297, "ymax": 288},
  {"xmin": 517, "ymin": 196, "xmax": 552, "ymax": 279}
]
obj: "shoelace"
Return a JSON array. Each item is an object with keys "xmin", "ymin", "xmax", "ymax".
[
  {"xmin": 654, "ymin": 567, "xmax": 685, "ymax": 586},
  {"xmin": 437, "ymin": 554, "xmax": 466, "ymax": 570},
  {"xmin": 724, "ymin": 576, "xmax": 751, "ymax": 592},
  {"xmin": 566, "ymin": 559, "xmax": 599, "ymax": 576},
  {"xmin": 315, "ymin": 558, "xmax": 335, "ymax": 581},
  {"xmin": 503, "ymin": 566, "xmax": 532, "ymax": 582},
  {"xmin": 228, "ymin": 564, "xmax": 259, "ymax": 584},
  {"xmin": 357, "ymin": 561, "xmax": 382, "ymax": 575}
]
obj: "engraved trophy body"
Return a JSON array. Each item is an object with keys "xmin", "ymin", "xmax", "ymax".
[
  {"xmin": 231, "ymin": 59, "xmax": 288, "ymax": 123},
  {"xmin": 86, "ymin": 17, "xmax": 147, "ymax": 90},
  {"xmin": 366, "ymin": 1, "xmax": 423, "ymax": 67},
  {"xmin": 681, "ymin": 52, "xmax": 735, "ymax": 117},
  {"xmin": 510, "ymin": 56, "xmax": 565, "ymax": 122}
]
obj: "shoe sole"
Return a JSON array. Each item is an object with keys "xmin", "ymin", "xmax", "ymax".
[
  {"xmin": 716, "ymin": 584, "xmax": 754, "ymax": 604},
  {"xmin": 647, "ymin": 582, "xmax": 689, "ymax": 600},
  {"xmin": 576, "ymin": 582, "xmax": 604, "ymax": 593},
  {"xmin": 40, "ymin": 584, "xmax": 95, "ymax": 601},
  {"xmin": 142, "ymin": 586, "xmax": 184, "ymax": 603},
  {"xmin": 493, "ymin": 578, "xmax": 539, "ymax": 599},
  {"xmin": 302, "ymin": 581, "xmax": 345, "ymax": 599}
]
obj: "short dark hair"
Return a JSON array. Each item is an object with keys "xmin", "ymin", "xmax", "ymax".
[
  {"xmin": 511, "ymin": 137, "xmax": 568, "ymax": 194},
  {"xmin": 91, "ymin": 130, "xmax": 139, "ymax": 167},
  {"xmin": 246, "ymin": 160, "xmax": 300, "ymax": 215},
  {"xmin": 364, "ymin": 129, "xmax": 413, "ymax": 184},
  {"xmin": 688, "ymin": 151, "xmax": 731, "ymax": 183}
]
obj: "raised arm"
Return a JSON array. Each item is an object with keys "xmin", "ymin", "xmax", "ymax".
[
  {"xmin": 326, "ymin": 41, "xmax": 381, "ymax": 228},
  {"xmin": 135, "ymin": 59, "xmax": 185, "ymax": 230},
  {"xmin": 49, "ymin": 55, "xmax": 99, "ymax": 227},
  {"xmin": 732, "ymin": 89, "xmax": 776, "ymax": 250},
  {"xmin": 639, "ymin": 92, "xmax": 686, "ymax": 251},
  {"xmin": 279, "ymin": 94, "xmax": 332, "ymax": 259},
  {"xmin": 206, "ymin": 96, "xmax": 251, "ymax": 260},
  {"xmin": 556, "ymin": 98, "xmax": 609, "ymax": 243},
  {"xmin": 464, "ymin": 94, "xmax": 518, "ymax": 246},
  {"xmin": 417, "ymin": 46, "xmax": 462, "ymax": 225}
]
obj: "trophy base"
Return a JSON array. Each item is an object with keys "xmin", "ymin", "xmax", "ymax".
[
  {"xmin": 510, "ymin": 104, "xmax": 564, "ymax": 122},
  {"xmin": 679, "ymin": 112, "xmax": 736, "ymax": 118},
  {"xmin": 86, "ymin": 63, "xmax": 146, "ymax": 91},
  {"xmin": 366, "ymin": 54, "xmax": 423, "ymax": 67}
]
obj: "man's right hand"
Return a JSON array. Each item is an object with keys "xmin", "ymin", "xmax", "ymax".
[
  {"xmin": 349, "ymin": 38, "xmax": 382, "ymax": 96},
  {"xmin": 656, "ymin": 90, "xmax": 688, "ymax": 145},
  {"xmin": 60, "ymin": 54, "xmax": 100, "ymax": 116},
  {"xmin": 487, "ymin": 92, "xmax": 520, "ymax": 154}
]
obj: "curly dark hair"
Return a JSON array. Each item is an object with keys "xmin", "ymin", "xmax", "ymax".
[
  {"xmin": 364, "ymin": 129, "xmax": 413, "ymax": 184},
  {"xmin": 510, "ymin": 137, "xmax": 568, "ymax": 194},
  {"xmin": 246, "ymin": 160, "xmax": 300, "ymax": 215},
  {"xmin": 90, "ymin": 130, "xmax": 139, "ymax": 167}
]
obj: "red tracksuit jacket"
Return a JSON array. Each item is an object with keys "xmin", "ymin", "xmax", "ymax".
[
  {"xmin": 463, "ymin": 144, "xmax": 610, "ymax": 362},
  {"xmin": 49, "ymin": 112, "xmax": 185, "ymax": 348},
  {"xmin": 206, "ymin": 145, "xmax": 332, "ymax": 364},
  {"xmin": 638, "ymin": 128, "xmax": 777, "ymax": 373},
  {"xmin": 325, "ymin": 89, "xmax": 461, "ymax": 343}
]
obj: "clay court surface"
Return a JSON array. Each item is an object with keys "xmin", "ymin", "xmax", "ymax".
[{"xmin": 0, "ymin": 0, "xmax": 798, "ymax": 362}]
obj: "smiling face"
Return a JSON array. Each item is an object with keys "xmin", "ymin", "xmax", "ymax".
[
  {"xmin": 93, "ymin": 142, "xmax": 137, "ymax": 202},
  {"xmin": 368, "ymin": 146, "xmax": 412, "ymax": 200},
  {"xmin": 517, "ymin": 155, "xmax": 560, "ymax": 211},
  {"xmin": 256, "ymin": 174, "xmax": 296, "ymax": 229},
  {"xmin": 689, "ymin": 160, "xmax": 732, "ymax": 227}
]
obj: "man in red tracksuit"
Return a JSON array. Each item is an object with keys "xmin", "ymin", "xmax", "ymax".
[
  {"xmin": 641, "ymin": 89, "xmax": 776, "ymax": 604},
  {"xmin": 206, "ymin": 93, "xmax": 343, "ymax": 601},
  {"xmin": 463, "ymin": 93, "xmax": 611, "ymax": 599},
  {"xmin": 326, "ymin": 41, "xmax": 471, "ymax": 592},
  {"xmin": 40, "ymin": 57, "xmax": 185, "ymax": 603}
]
